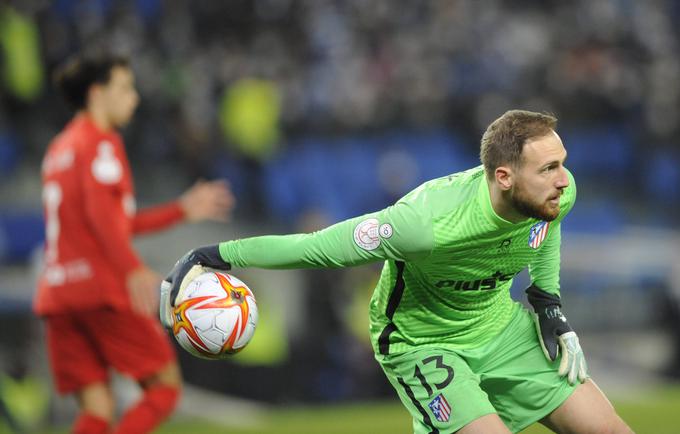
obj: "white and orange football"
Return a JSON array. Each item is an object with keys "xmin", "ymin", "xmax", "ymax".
[{"xmin": 172, "ymin": 271, "xmax": 258, "ymax": 359}]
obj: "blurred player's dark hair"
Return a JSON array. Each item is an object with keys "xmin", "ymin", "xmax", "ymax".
[
  {"xmin": 53, "ymin": 53, "xmax": 130, "ymax": 110},
  {"xmin": 480, "ymin": 110, "xmax": 557, "ymax": 177}
]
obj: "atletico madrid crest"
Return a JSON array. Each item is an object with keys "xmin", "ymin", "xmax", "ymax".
[
  {"xmin": 428, "ymin": 393, "xmax": 452, "ymax": 423},
  {"xmin": 528, "ymin": 221, "xmax": 550, "ymax": 249}
]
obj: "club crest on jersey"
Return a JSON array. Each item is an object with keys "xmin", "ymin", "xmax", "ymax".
[
  {"xmin": 428, "ymin": 394, "xmax": 452, "ymax": 423},
  {"xmin": 528, "ymin": 221, "xmax": 550, "ymax": 249}
]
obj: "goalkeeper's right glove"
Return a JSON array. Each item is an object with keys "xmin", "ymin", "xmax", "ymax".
[{"xmin": 159, "ymin": 245, "xmax": 231, "ymax": 329}]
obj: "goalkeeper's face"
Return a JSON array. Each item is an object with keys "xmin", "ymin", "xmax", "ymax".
[{"xmin": 510, "ymin": 131, "xmax": 569, "ymax": 222}]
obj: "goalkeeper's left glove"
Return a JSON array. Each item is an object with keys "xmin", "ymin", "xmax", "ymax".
[
  {"xmin": 159, "ymin": 245, "xmax": 231, "ymax": 329},
  {"xmin": 526, "ymin": 284, "xmax": 588, "ymax": 385}
]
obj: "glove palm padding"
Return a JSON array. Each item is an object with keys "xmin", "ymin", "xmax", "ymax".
[
  {"xmin": 526, "ymin": 285, "xmax": 588, "ymax": 385},
  {"xmin": 159, "ymin": 245, "xmax": 231, "ymax": 329}
]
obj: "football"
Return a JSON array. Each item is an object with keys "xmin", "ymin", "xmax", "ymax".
[{"xmin": 172, "ymin": 270, "xmax": 258, "ymax": 359}]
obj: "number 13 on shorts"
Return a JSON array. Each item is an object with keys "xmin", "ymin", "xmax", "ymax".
[{"xmin": 380, "ymin": 350, "xmax": 497, "ymax": 434}]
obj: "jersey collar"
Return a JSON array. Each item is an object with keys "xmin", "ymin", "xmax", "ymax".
[{"xmin": 477, "ymin": 174, "xmax": 518, "ymax": 228}]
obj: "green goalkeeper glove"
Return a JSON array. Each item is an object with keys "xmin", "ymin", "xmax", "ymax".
[
  {"xmin": 526, "ymin": 284, "xmax": 588, "ymax": 385},
  {"xmin": 159, "ymin": 245, "xmax": 231, "ymax": 329}
]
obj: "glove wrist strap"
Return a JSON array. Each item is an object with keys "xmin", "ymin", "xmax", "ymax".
[{"xmin": 526, "ymin": 284, "xmax": 562, "ymax": 310}]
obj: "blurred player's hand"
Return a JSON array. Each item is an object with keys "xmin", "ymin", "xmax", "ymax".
[
  {"xmin": 179, "ymin": 179, "xmax": 235, "ymax": 223},
  {"xmin": 159, "ymin": 245, "xmax": 231, "ymax": 329},
  {"xmin": 526, "ymin": 285, "xmax": 588, "ymax": 385},
  {"xmin": 127, "ymin": 266, "xmax": 162, "ymax": 317}
]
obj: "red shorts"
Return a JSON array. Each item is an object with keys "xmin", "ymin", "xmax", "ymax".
[{"xmin": 45, "ymin": 307, "xmax": 176, "ymax": 394}]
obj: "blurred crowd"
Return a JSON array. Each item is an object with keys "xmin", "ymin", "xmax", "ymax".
[
  {"xmin": 18, "ymin": 0, "xmax": 680, "ymax": 135},
  {"xmin": 1, "ymin": 0, "xmax": 680, "ymax": 225}
]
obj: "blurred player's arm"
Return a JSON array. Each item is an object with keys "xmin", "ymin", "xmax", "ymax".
[
  {"xmin": 81, "ymin": 145, "xmax": 142, "ymax": 277},
  {"xmin": 133, "ymin": 179, "xmax": 234, "ymax": 234},
  {"xmin": 81, "ymin": 143, "xmax": 160, "ymax": 316}
]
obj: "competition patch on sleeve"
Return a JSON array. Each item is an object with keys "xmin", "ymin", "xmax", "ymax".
[
  {"xmin": 354, "ymin": 218, "xmax": 380, "ymax": 250},
  {"xmin": 379, "ymin": 223, "xmax": 393, "ymax": 239},
  {"xmin": 91, "ymin": 141, "xmax": 122, "ymax": 184},
  {"xmin": 428, "ymin": 393, "xmax": 452, "ymax": 423},
  {"xmin": 528, "ymin": 221, "xmax": 550, "ymax": 249}
]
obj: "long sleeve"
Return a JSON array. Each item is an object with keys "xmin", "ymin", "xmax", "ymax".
[
  {"xmin": 219, "ymin": 199, "xmax": 435, "ymax": 269},
  {"xmin": 133, "ymin": 201, "xmax": 185, "ymax": 234},
  {"xmin": 528, "ymin": 223, "xmax": 562, "ymax": 295},
  {"xmin": 81, "ymin": 140, "xmax": 142, "ymax": 276}
]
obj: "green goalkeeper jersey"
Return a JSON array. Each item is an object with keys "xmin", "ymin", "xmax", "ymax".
[{"xmin": 219, "ymin": 166, "xmax": 576, "ymax": 356}]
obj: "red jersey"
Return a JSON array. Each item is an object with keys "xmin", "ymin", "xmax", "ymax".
[{"xmin": 34, "ymin": 114, "xmax": 185, "ymax": 315}]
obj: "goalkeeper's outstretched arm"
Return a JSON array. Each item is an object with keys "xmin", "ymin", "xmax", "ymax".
[{"xmin": 160, "ymin": 200, "xmax": 435, "ymax": 327}]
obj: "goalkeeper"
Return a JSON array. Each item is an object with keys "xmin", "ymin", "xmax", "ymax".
[{"xmin": 161, "ymin": 110, "xmax": 632, "ymax": 433}]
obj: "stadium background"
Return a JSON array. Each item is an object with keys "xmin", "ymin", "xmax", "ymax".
[{"xmin": 0, "ymin": 0, "xmax": 679, "ymax": 432}]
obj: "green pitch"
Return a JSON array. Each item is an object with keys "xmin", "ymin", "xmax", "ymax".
[
  {"xmin": 153, "ymin": 385, "xmax": 680, "ymax": 434},
  {"xmin": 11, "ymin": 384, "xmax": 680, "ymax": 434}
]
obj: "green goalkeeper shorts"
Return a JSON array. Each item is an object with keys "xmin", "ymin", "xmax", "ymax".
[{"xmin": 378, "ymin": 305, "xmax": 578, "ymax": 433}]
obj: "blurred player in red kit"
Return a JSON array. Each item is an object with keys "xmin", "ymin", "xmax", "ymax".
[{"xmin": 34, "ymin": 53, "xmax": 234, "ymax": 434}]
